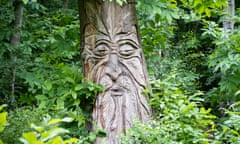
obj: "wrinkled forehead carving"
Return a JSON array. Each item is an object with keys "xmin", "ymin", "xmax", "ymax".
[
  {"xmin": 84, "ymin": 0, "xmax": 139, "ymax": 44},
  {"xmin": 84, "ymin": 24, "xmax": 139, "ymax": 49}
]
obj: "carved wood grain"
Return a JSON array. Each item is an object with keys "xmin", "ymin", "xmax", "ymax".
[{"xmin": 80, "ymin": 1, "xmax": 151, "ymax": 143}]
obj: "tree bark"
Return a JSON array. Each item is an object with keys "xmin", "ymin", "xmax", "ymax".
[
  {"xmin": 10, "ymin": 1, "xmax": 24, "ymax": 107},
  {"xmin": 63, "ymin": 0, "xmax": 69, "ymax": 9},
  {"xmin": 223, "ymin": 0, "xmax": 235, "ymax": 33},
  {"xmin": 79, "ymin": 0, "xmax": 151, "ymax": 143}
]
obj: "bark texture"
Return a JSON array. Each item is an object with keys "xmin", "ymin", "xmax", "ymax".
[
  {"xmin": 223, "ymin": 0, "xmax": 235, "ymax": 33},
  {"xmin": 10, "ymin": 1, "xmax": 23, "ymax": 107},
  {"xmin": 79, "ymin": 0, "xmax": 151, "ymax": 143}
]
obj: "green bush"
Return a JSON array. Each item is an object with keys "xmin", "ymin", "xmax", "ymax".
[
  {"xmin": 0, "ymin": 107, "xmax": 48, "ymax": 144},
  {"xmin": 121, "ymin": 70, "xmax": 240, "ymax": 144},
  {"xmin": 213, "ymin": 102, "xmax": 240, "ymax": 143},
  {"xmin": 0, "ymin": 106, "xmax": 107, "ymax": 144},
  {"xmin": 121, "ymin": 77, "xmax": 216, "ymax": 143},
  {"xmin": 203, "ymin": 22, "xmax": 240, "ymax": 112},
  {"xmin": 19, "ymin": 116, "xmax": 78, "ymax": 144}
]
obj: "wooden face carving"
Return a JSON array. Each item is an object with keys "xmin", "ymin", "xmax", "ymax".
[
  {"xmin": 83, "ymin": 25, "xmax": 150, "ymax": 143},
  {"xmin": 83, "ymin": 27, "xmax": 146, "ymax": 88},
  {"xmin": 81, "ymin": 1, "xmax": 151, "ymax": 143}
]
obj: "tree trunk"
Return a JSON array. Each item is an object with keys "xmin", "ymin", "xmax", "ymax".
[
  {"xmin": 10, "ymin": 1, "xmax": 24, "ymax": 107},
  {"xmin": 63, "ymin": 0, "xmax": 69, "ymax": 9},
  {"xmin": 223, "ymin": 0, "xmax": 235, "ymax": 33},
  {"xmin": 79, "ymin": 0, "xmax": 151, "ymax": 143}
]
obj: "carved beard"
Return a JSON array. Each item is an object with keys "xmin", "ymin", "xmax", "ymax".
[{"xmin": 91, "ymin": 57, "xmax": 149, "ymax": 143}]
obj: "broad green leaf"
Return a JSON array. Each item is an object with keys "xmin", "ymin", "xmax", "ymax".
[
  {"xmin": 64, "ymin": 138, "xmax": 79, "ymax": 144},
  {"xmin": 20, "ymin": 132, "xmax": 44, "ymax": 144},
  {"xmin": 61, "ymin": 117, "xmax": 73, "ymax": 122},
  {"xmin": 235, "ymin": 90, "xmax": 240, "ymax": 96},
  {"xmin": 71, "ymin": 91, "xmax": 77, "ymax": 99},
  {"xmin": 65, "ymin": 77, "xmax": 75, "ymax": 84},
  {"xmin": 31, "ymin": 123, "xmax": 44, "ymax": 132},
  {"xmin": 22, "ymin": 0, "xmax": 29, "ymax": 4},
  {"xmin": 205, "ymin": 8, "xmax": 211, "ymax": 17},
  {"xmin": 74, "ymin": 84, "xmax": 83, "ymax": 91},
  {"xmin": 44, "ymin": 81, "xmax": 52, "ymax": 91},
  {"xmin": 48, "ymin": 119, "xmax": 62, "ymax": 125},
  {"xmin": 0, "ymin": 112, "xmax": 7, "ymax": 132},
  {"xmin": 41, "ymin": 128, "xmax": 69, "ymax": 142}
]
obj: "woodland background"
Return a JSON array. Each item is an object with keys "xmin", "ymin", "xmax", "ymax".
[{"xmin": 0, "ymin": 0, "xmax": 240, "ymax": 143}]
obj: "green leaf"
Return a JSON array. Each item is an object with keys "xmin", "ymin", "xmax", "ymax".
[
  {"xmin": 235, "ymin": 90, "xmax": 240, "ymax": 96},
  {"xmin": 47, "ymin": 119, "xmax": 62, "ymax": 125},
  {"xmin": 0, "ymin": 112, "xmax": 7, "ymax": 132},
  {"xmin": 22, "ymin": 0, "xmax": 29, "ymax": 4},
  {"xmin": 31, "ymin": 123, "xmax": 44, "ymax": 132},
  {"xmin": 63, "ymin": 138, "xmax": 79, "ymax": 143},
  {"xmin": 41, "ymin": 128, "xmax": 69, "ymax": 142},
  {"xmin": 61, "ymin": 117, "xmax": 73, "ymax": 122},
  {"xmin": 205, "ymin": 8, "xmax": 211, "ymax": 17},
  {"xmin": 71, "ymin": 91, "xmax": 77, "ymax": 99},
  {"xmin": 74, "ymin": 84, "xmax": 83, "ymax": 91},
  {"xmin": 65, "ymin": 77, "xmax": 75, "ymax": 84},
  {"xmin": 20, "ymin": 132, "xmax": 44, "ymax": 144},
  {"xmin": 44, "ymin": 81, "xmax": 52, "ymax": 91}
]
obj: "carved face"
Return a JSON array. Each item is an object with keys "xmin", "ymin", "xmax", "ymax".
[
  {"xmin": 81, "ymin": 2, "xmax": 150, "ymax": 143},
  {"xmin": 83, "ymin": 25, "xmax": 147, "ymax": 97}
]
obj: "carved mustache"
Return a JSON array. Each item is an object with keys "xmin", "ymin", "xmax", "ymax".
[{"xmin": 101, "ymin": 73, "xmax": 132, "ymax": 91}]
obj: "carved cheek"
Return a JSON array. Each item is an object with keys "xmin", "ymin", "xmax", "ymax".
[
  {"xmin": 121, "ymin": 57, "xmax": 147, "ymax": 87},
  {"xmin": 90, "ymin": 57, "xmax": 109, "ymax": 83},
  {"xmin": 117, "ymin": 75, "xmax": 132, "ymax": 90}
]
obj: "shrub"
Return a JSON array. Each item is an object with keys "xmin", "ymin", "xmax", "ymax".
[
  {"xmin": 0, "ymin": 107, "xmax": 48, "ymax": 144},
  {"xmin": 120, "ymin": 71, "xmax": 216, "ymax": 144}
]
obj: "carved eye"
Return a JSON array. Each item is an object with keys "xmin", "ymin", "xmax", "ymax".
[
  {"xmin": 94, "ymin": 44, "xmax": 108, "ymax": 57},
  {"xmin": 119, "ymin": 44, "xmax": 136, "ymax": 57}
]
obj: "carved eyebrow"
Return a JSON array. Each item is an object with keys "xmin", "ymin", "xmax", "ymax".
[
  {"xmin": 95, "ymin": 39, "xmax": 111, "ymax": 46},
  {"xmin": 118, "ymin": 39, "xmax": 139, "ymax": 49}
]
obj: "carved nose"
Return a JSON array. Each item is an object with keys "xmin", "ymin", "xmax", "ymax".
[{"xmin": 105, "ymin": 54, "xmax": 122, "ymax": 81}]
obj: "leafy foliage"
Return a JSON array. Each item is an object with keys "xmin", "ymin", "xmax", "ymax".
[
  {"xmin": 0, "ymin": 107, "xmax": 49, "ymax": 144},
  {"xmin": 0, "ymin": 1, "xmax": 103, "ymax": 143},
  {"xmin": 121, "ymin": 78, "xmax": 240, "ymax": 143},
  {"xmin": 201, "ymin": 20, "xmax": 240, "ymax": 111},
  {"xmin": 121, "ymin": 71, "xmax": 216, "ymax": 144},
  {"xmin": 19, "ymin": 116, "xmax": 78, "ymax": 144},
  {"xmin": 180, "ymin": 0, "xmax": 227, "ymax": 17},
  {"xmin": 1, "ymin": 0, "xmax": 240, "ymax": 143}
]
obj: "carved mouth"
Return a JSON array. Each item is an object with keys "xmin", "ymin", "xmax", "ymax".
[{"xmin": 110, "ymin": 85, "xmax": 124, "ymax": 96}]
